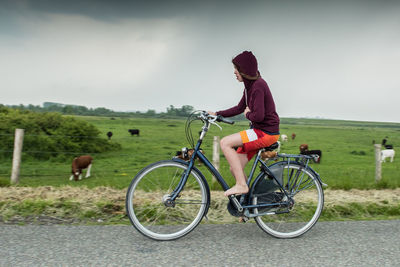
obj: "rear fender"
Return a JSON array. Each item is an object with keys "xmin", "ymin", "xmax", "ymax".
[{"xmin": 269, "ymin": 160, "xmax": 327, "ymax": 187}]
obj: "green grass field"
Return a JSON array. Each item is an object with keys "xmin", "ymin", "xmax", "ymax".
[{"xmin": 0, "ymin": 116, "xmax": 399, "ymax": 190}]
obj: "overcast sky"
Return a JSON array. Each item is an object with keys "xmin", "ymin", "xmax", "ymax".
[{"xmin": 1, "ymin": 0, "xmax": 400, "ymax": 122}]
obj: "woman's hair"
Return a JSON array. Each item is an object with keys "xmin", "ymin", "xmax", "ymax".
[
  {"xmin": 232, "ymin": 61, "xmax": 240, "ymax": 72},
  {"xmin": 232, "ymin": 60, "xmax": 260, "ymax": 80}
]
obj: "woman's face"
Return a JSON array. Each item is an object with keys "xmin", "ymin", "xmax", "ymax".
[{"xmin": 234, "ymin": 68, "xmax": 243, "ymax": 82}]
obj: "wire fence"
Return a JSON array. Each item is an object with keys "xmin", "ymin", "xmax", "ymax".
[
  {"xmin": 0, "ymin": 130, "xmax": 214, "ymax": 183},
  {"xmin": 0, "ymin": 133, "xmax": 141, "ymax": 140},
  {"xmin": 0, "ymin": 132, "xmax": 146, "ymax": 180},
  {"xmin": 0, "ymin": 133, "xmax": 142, "ymax": 156}
]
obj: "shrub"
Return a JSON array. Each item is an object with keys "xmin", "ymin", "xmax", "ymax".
[{"xmin": 0, "ymin": 106, "xmax": 121, "ymax": 160}]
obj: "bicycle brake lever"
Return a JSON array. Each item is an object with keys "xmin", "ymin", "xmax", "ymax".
[{"xmin": 210, "ymin": 120, "xmax": 222, "ymax": 130}]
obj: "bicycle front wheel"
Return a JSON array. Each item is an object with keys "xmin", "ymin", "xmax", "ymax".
[
  {"xmin": 253, "ymin": 162, "xmax": 324, "ymax": 238},
  {"xmin": 126, "ymin": 160, "xmax": 209, "ymax": 241}
]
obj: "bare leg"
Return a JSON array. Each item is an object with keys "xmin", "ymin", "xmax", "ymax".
[{"xmin": 220, "ymin": 133, "xmax": 249, "ymax": 196}]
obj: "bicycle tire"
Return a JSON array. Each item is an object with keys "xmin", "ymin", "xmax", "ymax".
[
  {"xmin": 252, "ymin": 161, "xmax": 324, "ymax": 238},
  {"xmin": 126, "ymin": 160, "xmax": 210, "ymax": 241}
]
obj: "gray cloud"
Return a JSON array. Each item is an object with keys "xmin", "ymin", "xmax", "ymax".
[{"xmin": 1, "ymin": 0, "xmax": 400, "ymax": 122}]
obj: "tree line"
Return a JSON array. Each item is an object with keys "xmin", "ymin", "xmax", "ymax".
[
  {"xmin": 5, "ymin": 102, "xmax": 247, "ymax": 121},
  {"xmin": 5, "ymin": 103, "xmax": 199, "ymax": 118}
]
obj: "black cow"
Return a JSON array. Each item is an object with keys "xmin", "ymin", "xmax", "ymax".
[
  {"xmin": 382, "ymin": 137, "xmax": 393, "ymax": 149},
  {"xmin": 299, "ymin": 144, "xmax": 322, "ymax": 163},
  {"xmin": 106, "ymin": 131, "xmax": 113, "ymax": 140},
  {"xmin": 128, "ymin": 129, "xmax": 140, "ymax": 136}
]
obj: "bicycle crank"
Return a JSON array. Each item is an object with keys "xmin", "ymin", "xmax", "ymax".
[{"xmin": 227, "ymin": 195, "xmax": 244, "ymax": 217}]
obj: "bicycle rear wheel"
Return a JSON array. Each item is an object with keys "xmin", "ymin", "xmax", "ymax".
[
  {"xmin": 253, "ymin": 162, "xmax": 324, "ymax": 238},
  {"xmin": 126, "ymin": 160, "xmax": 209, "ymax": 241}
]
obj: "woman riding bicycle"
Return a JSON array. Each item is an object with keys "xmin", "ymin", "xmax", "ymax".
[{"xmin": 209, "ymin": 51, "xmax": 280, "ymax": 197}]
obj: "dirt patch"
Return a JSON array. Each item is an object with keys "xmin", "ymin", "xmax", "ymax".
[{"xmin": 0, "ymin": 186, "xmax": 126, "ymax": 203}]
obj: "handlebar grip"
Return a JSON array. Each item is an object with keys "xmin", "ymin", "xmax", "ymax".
[{"xmin": 216, "ymin": 115, "xmax": 234, "ymax": 125}]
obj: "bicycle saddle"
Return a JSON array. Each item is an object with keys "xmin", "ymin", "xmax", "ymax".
[{"xmin": 264, "ymin": 142, "xmax": 279, "ymax": 151}]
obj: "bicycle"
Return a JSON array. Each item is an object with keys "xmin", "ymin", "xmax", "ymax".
[{"xmin": 126, "ymin": 111, "xmax": 326, "ymax": 241}]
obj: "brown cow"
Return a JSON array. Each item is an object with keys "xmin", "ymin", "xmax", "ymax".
[
  {"xmin": 69, "ymin": 155, "xmax": 93, "ymax": 181},
  {"xmin": 291, "ymin": 133, "xmax": 296, "ymax": 140},
  {"xmin": 299, "ymin": 144, "xmax": 309, "ymax": 153},
  {"xmin": 175, "ymin": 148, "xmax": 204, "ymax": 164}
]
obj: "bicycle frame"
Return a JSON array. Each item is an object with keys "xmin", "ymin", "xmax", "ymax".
[
  {"xmin": 170, "ymin": 113, "xmax": 324, "ymax": 216},
  {"xmin": 169, "ymin": 118, "xmax": 292, "ymax": 214}
]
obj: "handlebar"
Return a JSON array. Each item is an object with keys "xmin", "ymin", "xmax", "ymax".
[
  {"xmin": 216, "ymin": 115, "xmax": 234, "ymax": 125},
  {"xmin": 198, "ymin": 111, "xmax": 234, "ymax": 125}
]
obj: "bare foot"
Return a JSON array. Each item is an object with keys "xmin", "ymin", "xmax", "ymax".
[{"xmin": 224, "ymin": 184, "xmax": 249, "ymax": 197}]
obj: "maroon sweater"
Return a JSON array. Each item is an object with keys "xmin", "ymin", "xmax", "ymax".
[{"xmin": 216, "ymin": 78, "xmax": 280, "ymax": 134}]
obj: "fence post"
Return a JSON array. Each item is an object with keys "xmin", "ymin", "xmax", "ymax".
[
  {"xmin": 11, "ymin": 128, "xmax": 24, "ymax": 185},
  {"xmin": 374, "ymin": 144, "xmax": 382, "ymax": 183},
  {"xmin": 212, "ymin": 136, "xmax": 220, "ymax": 184}
]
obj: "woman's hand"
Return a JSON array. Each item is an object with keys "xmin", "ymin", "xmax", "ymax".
[
  {"xmin": 207, "ymin": 111, "xmax": 217, "ymax": 116},
  {"xmin": 244, "ymin": 107, "xmax": 251, "ymax": 116}
]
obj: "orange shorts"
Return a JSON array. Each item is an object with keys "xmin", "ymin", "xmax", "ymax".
[{"xmin": 237, "ymin": 129, "xmax": 280, "ymax": 161}]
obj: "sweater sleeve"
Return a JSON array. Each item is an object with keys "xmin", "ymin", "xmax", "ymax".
[
  {"xmin": 216, "ymin": 94, "xmax": 246, "ymax": 118},
  {"xmin": 245, "ymin": 88, "xmax": 265, "ymax": 122}
]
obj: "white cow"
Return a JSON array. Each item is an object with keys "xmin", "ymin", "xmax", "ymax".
[
  {"xmin": 381, "ymin": 149, "xmax": 395, "ymax": 162},
  {"xmin": 281, "ymin": 134, "xmax": 288, "ymax": 142}
]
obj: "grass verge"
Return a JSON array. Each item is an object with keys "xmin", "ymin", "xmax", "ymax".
[
  {"xmin": 1, "ymin": 200, "xmax": 399, "ymax": 225},
  {"xmin": 0, "ymin": 187, "xmax": 399, "ymax": 225}
]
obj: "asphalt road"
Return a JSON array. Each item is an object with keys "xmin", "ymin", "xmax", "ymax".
[{"xmin": 1, "ymin": 220, "xmax": 399, "ymax": 266}]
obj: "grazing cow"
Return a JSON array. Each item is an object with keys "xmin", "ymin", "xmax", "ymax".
[
  {"xmin": 281, "ymin": 134, "xmax": 288, "ymax": 142},
  {"xmin": 381, "ymin": 149, "xmax": 395, "ymax": 162},
  {"xmin": 291, "ymin": 133, "xmax": 296, "ymax": 140},
  {"xmin": 382, "ymin": 138, "xmax": 387, "ymax": 146},
  {"xmin": 128, "ymin": 129, "xmax": 140, "ymax": 136},
  {"xmin": 107, "ymin": 131, "xmax": 113, "ymax": 140},
  {"xmin": 175, "ymin": 148, "xmax": 204, "ymax": 163},
  {"xmin": 299, "ymin": 144, "xmax": 322, "ymax": 163},
  {"xmin": 299, "ymin": 144, "xmax": 309, "ymax": 153},
  {"xmin": 276, "ymin": 141, "xmax": 281, "ymax": 152},
  {"xmin": 381, "ymin": 137, "xmax": 393, "ymax": 149},
  {"xmin": 69, "ymin": 155, "xmax": 93, "ymax": 181},
  {"xmin": 260, "ymin": 141, "xmax": 281, "ymax": 159}
]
